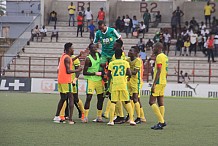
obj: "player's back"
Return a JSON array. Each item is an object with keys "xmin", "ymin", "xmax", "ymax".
[
  {"xmin": 108, "ymin": 59, "xmax": 129, "ymax": 91},
  {"xmin": 154, "ymin": 53, "xmax": 168, "ymax": 84}
]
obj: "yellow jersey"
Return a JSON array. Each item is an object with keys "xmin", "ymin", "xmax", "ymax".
[
  {"xmin": 68, "ymin": 5, "xmax": 76, "ymax": 14},
  {"xmin": 126, "ymin": 57, "xmax": 142, "ymax": 84},
  {"xmin": 184, "ymin": 41, "xmax": 190, "ymax": 48},
  {"xmin": 71, "ymin": 55, "xmax": 80, "ymax": 80},
  {"xmin": 111, "ymin": 52, "xmax": 126, "ymax": 61},
  {"xmin": 204, "ymin": 5, "xmax": 212, "ymax": 15},
  {"xmin": 153, "ymin": 53, "xmax": 168, "ymax": 85},
  {"xmin": 108, "ymin": 59, "xmax": 130, "ymax": 91}
]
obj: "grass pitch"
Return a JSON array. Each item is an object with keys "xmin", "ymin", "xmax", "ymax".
[{"xmin": 0, "ymin": 92, "xmax": 218, "ymax": 146}]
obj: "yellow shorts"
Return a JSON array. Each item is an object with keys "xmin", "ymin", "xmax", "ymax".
[
  {"xmin": 72, "ymin": 80, "xmax": 78, "ymax": 94},
  {"xmin": 58, "ymin": 83, "xmax": 73, "ymax": 93},
  {"xmin": 152, "ymin": 84, "xmax": 166, "ymax": 97},
  {"xmin": 127, "ymin": 81, "xmax": 141, "ymax": 96},
  {"xmin": 111, "ymin": 90, "xmax": 130, "ymax": 102},
  {"xmin": 86, "ymin": 80, "xmax": 104, "ymax": 95}
]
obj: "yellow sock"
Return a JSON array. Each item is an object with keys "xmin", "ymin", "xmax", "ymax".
[
  {"xmin": 151, "ymin": 104, "xmax": 164, "ymax": 123},
  {"xmin": 97, "ymin": 110, "xmax": 102, "ymax": 118},
  {"xmin": 115, "ymin": 101, "xmax": 124, "ymax": 117},
  {"xmin": 60, "ymin": 101, "xmax": 67, "ymax": 117},
  {"xmin": 77, "ymin": 99, "xmax": 85, "ymax": 113},
  {"xmin": 140, "ymin": 107, "xmax": 145, "ymax": 119},
  {"xmin": 159, "ymin": 106, "xmax": 165, "ymax": 118},
  {"xmin": 84, "ymin": 109, "xmax": 89, "ymax": 118},
  {"xmin": 125, "ymin": 103, "xmax": 134, "ymax": 122},
  {"xmin": 104, "ymin": 100, "xmax": 111, "ymax": 118},
  {"xmin": 130, "ymin": 100, "xmax": 135, "ymax": 114},
  {"xmin": 135, "ymin": 102, "xmax": 141, "ymax": 118},
  {"xmin": 109, "ymin": 103, "xmax": 116, "ymax": 123}
]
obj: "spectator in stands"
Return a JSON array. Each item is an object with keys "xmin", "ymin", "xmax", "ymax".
[
  {"xmin": 182, "ymin": 37, "xmax": 190, "ymax": 56},
  {"xmin": 50, "ymin": 25, "xmax": 58, "ymax": 42},
  {"xmin": 199, "ymin": 21, "xmax": 206, "ymax": 31},
  {"xmin": 85, "ymin": 7, "xmax": 93, "ymax": 32},
  {"xmin": 214, "ymin": 32, "xmax": 218, "ymax": 57},
  {"xmin": 175, "ymin": 34, "xmax": 184, "ymax": 56},
  {"xmin": 132, "ymin": 16, "xmax": 139, "ymax": 37},
  {"xmin": 124, "ymin": 15, "xmax": 130, "ymax": 38},
  {"xmin": 190, "ymin": 17, "xmax": 199, "ymax": 32},
  {"xmin": 204, "ymin": 1, "xmax": 212, "ymax": 27},
  {"xmin": 203, "ymin": 34, "xmax": 208, "ymax": 56},
  {"xmin": 207, "ymin": 33, "xmax": 216, "ymax": 62},
  {"xmin": 201, "ymin": 27, "xmax": 209, "ymax": 36},
  {"xmin": 137, "ymin": 38, "xmax": 145, "ymax": 51},
  {"xmin": 197, "ymin": 32, "xmax": 203, "ymax": 51},
  {"xmin": 190, "ymin": 31, "xmax": 198, "ymax": 56},
  {"xmin": 68, "ymin": 2, "xmax": 76, "ymax": 26},
  {"xmin": 145, "ymin": 39, "xmax": 153, "ymax": 53},
  {"xmin": 163, "ymin": 30, "xmax": 171, "ymax": 56},
  {"xmin": 139, "ymin": 48, "xmax": 147, "ymax": 63},
  {"xmin": 31, "ymin": 25, "xmax": 40, "ymax": 41},
  {"xmin": 77, "ymin": 12, "xmax": 83, "ymax": 37},
  {"xmin": 97, "ymin": 7, "xmax": 105, "ymax": 21},
  {"xmin": 138, "ymin": 21, "xmax": 146, "ymax": 38},
  {"xmin": 48, "ymin": 11, "xmax": 57, "ymax": 25},
  {"xmin": 121, "ymin": 15, "xmax": 125, "ymax": 32},
  {"xmin": 80, "ymin": 6, "xmax": 86, "ymax": 32},
  {"xmin": 115, "ymin": 16, "xmax": 122, "ymax": 32},
  {"xmin": 171, "ymin": 13, "xmax": 178, "ymax": 39},
  {"xmin": 40, "ymin": 25, "xmax": 47, "ymax": 42},
  {"xmin": 212, "ymin": 16, "xmax": 218, "ymax": 27},
  {"xmin": 174, "ymin": 67, "xmax": 184, "ymax": 83},
  {"xmin": 173, "ymin": 6, "xmax": 184, "ymax": 30},
  {"xmin": 129, "ymin": 15, "xmax": 133, "ymax": 34},
  {"xmin": 88, "ymin": 20, "xmax": 96, "ymax": 40},
  {"xmin": 153, "ymin": 11, "xmax": 161, "ymax": 28},
  {"xmin": 143, "ymin": 9, "xmax": 151, "ymax": 32}
]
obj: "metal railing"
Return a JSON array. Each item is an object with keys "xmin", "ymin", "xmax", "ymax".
[
  {"xmin": 0, "ymin": 13, "xmax": 41, "ymax": 72},
  {"xmin": 1, "ymin": 55, "xmax": 218, "ymax": 84}
]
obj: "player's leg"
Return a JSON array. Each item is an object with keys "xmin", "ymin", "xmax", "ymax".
[
  {"xmin": 138, "ymin": 98, "xmax": 146, "ymax": 123},
  {"xmin": 114, "ymin": 101, "xmax": 125, "ymax": 124},
  {"xmin": 67, "ymin": 92, "xmax": 75, "ymax": 124},
  {"xmin": 53, "ymin": 92, "xmax": 68, "ymax": 123},
  {"xmin": 93, "ymin": 80, "xmax": 104, "ymax": 122},
  {"xmin": 132, "ymin": 93, "xmax": 141, "ymax": 124},
  {"xmin": 83, "ymin": 80, "xmax": 94, "ymax": 123},
  {"xmin": 149, "ymin": 85, "xmax": 165, "ymax": 130}
]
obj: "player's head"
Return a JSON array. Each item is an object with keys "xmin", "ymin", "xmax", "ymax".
[
  {"xmin": 153, "ymin": 42, "xmax": 163, "ymax": 56},
  {"xmin": 88, "ymin": 43, "xmax": 97, "ymax": 54},
  {"xmin": 98, "ymin": 20, "xmax": 106, "ymax": 32},
  {"xmin": 113, "ymin": 39, "xmax": 123, "ymax": 50},
  {"xmin": 64, "ymin": 42, "xmax": 74, "ymax": 55},
  {"xmin": 128, "ymin": 46, "xmax": 139, "ymax": 57},
  {"xmin": 115, "ymin": 48, "xmax": 123, "ymax": 59}
]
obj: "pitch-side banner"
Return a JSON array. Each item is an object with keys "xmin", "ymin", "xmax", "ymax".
[{"xmin": 31, "ymin": 78, "xmax": 218, "ymax": 98}]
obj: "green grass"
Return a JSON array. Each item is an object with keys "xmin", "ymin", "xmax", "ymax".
[{"xmin": 0, "ymin": 93, "xmax": 218, "ymax": 146}]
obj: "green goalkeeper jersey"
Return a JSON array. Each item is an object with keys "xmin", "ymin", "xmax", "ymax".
[{"xmin": 94, "ymin": 27, "xmax": 121, "ymax": 57}]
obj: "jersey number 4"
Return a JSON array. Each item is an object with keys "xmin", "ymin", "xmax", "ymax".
[{"xmin": 113, "ymin": 65, "xmax": 125, "ymax": 76}]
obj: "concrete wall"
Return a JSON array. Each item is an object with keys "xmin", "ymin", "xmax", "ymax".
[
  {"xmin": 48, "ymin": 0, "xmax": 109, "ymax": 21},
  {"xmin": 183, "ymin": 2, "xmax": 218, "ymax": 23},
  {"xmin": 6, "ymin": 1, "xmax": 40, "ymax": 15},
  {"xmin": 116, "ymin": 1, "xmax": 173, "ymax": 23}
]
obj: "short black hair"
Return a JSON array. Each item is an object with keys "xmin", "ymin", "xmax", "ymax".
[
  {"xmin": 116, "ymin": 39, "xmax": 123, "ymax": 47},
  {"xmin": 115, "ymin": 48, "xmax": 123, "ymax": 59},
  {"xmin": 98, "ymin": 20, "xmax": 105, "ymax": 26},
  {"xmin": 64, "ymin": 42, "xmax": 72, "ymax": 52},
  {"xmin": 88, "ymin": 43, "xmax": 95, "ymax": 50},
  {"xmin": 131, "ymin": 46, "xmax": 140, "ymax": 54}
]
